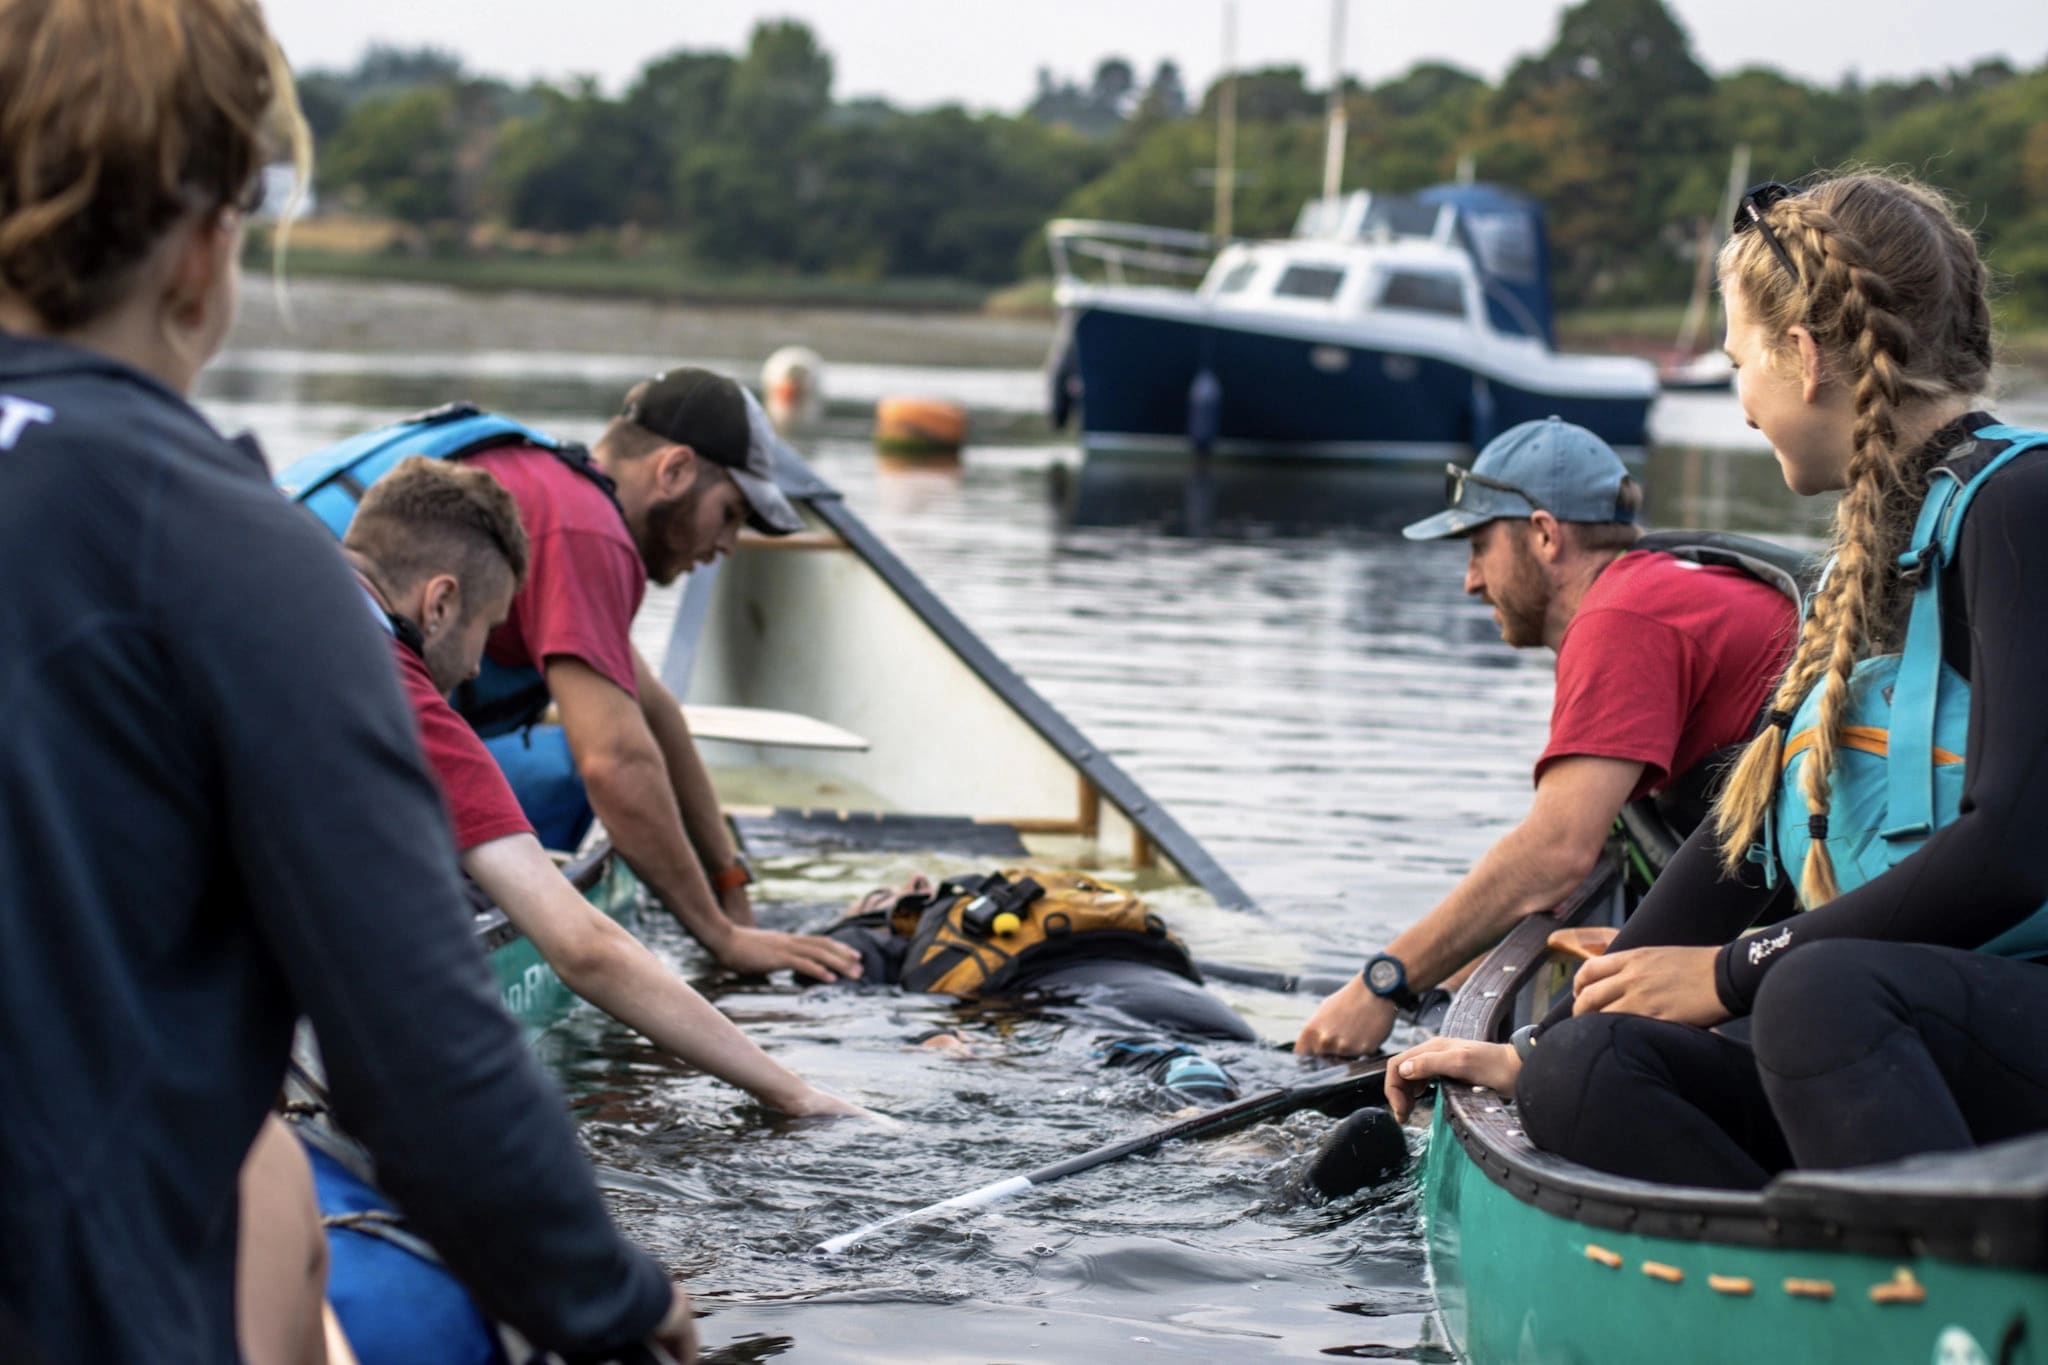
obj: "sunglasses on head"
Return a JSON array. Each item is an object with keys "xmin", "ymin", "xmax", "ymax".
[
  {"xmin": 1445, "ymin": 462, "xmax": 1543, "ymax": 515},
  {"xmin": 1732, "ymin": 182, "xmax": 1801, "ymax": 287}
]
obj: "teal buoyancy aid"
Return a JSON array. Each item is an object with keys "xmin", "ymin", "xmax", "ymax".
[
  {"xmin": 276, "ymin": 402, "xmax": 627, "ymax": 736},
  {"xmin": 1769, "ymin": 424, "xmax": 2048, "ymax": 959}
]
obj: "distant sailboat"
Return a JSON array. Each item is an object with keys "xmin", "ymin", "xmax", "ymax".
[{"xmin": 1658, "ymin": 146, "xmax": 1749, "ymax": 393}]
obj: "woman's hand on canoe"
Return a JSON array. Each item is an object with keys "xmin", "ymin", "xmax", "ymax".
[
  {"xmin": 1570, "ymin": 945, "xmax": 1729, "ymax": 1027},
  {"xmin": 1382, "ymin": 1039, "xmax": 1520, "ymax": 1122}
]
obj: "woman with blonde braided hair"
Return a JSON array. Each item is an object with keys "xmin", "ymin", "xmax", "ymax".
[
  {"xmin": 0, "ymin": 1, "xmax": 693, "ymax": 1360},
  {"xmin": 1378, "ymin": 171, "xmax": 2048, "ymax": 1190}
]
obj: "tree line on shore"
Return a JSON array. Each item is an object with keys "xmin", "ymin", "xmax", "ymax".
[{"xmin": 299, "ymin": 0, "xmax": 2048, "ymax": 319}]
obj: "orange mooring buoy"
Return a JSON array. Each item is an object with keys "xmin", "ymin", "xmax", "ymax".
[{"xmin": 874, "ymin": 396, "xmax": 967, "ymax": 465}]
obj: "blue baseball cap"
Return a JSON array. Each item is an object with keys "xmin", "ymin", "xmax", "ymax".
[{"xmin": 1402, "ymin": 416, "xmax": 1634, "ymax": 541}]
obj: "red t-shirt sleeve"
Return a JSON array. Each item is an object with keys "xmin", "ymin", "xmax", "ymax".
[
  {"xmin": 394, "ymin": 642, "xmax": 534, "ymax": 851},
  {"xmin": 1536, "ymin": 606, "xmax": 1695, "ymax": 799},
  {"xmin": 510, "ymin": 528, "xmax": 643, "ymax": 697}
]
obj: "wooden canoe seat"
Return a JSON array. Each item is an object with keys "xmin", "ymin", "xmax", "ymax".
[{"xmin": 1547, "ymin": 926, "xmax": 1620, "ymax": 962}]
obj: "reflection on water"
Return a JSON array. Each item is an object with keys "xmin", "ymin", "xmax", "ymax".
[
  {"xmin": 1062, "ymin": 443, "xmax": 1836, "ymax": 540},
  {"xmin": 194, "ymin": 342, "xmax": 1998, "ymax": 1362}
]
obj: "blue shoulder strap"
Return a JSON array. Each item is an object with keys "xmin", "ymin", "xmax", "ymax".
[
  {"xmin": 276, "ymin": 404, "xmax": 566, "ymax": 538},
  {"xmin": 1882, "ymin": 425, "xmax": 2048, "ymax": 851}
]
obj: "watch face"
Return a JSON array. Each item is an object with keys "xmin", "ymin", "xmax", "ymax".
[{"xmin": 1366, "ymin": 958, "xmax": 1401, "ymax": 994}]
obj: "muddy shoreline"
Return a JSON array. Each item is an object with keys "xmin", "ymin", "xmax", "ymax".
[{"xmin": 227, "ymin": 277, "xmax": 1057, "ymax": 370}]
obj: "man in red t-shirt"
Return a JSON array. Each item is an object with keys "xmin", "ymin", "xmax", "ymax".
[
  {"xmin": 463, "ymin": 368, "xmax": 860, "ymax": 983},
  {"xmin": 1297, "ymin": 418, "xmax": 1797, "ymax": 1058},
  {"xmin": 339, "ymin": 457, "xmax": 870, "ymax": 1119}
]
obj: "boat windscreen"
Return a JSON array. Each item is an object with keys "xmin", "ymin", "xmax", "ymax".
[
  {"xmin": 1378, "ymin": 271, "xmax": 1467, "ymax": 318},
  {"xmin": 1216, "ymin": 261, "xmax": 1259, "ymax": 295},
  {"xmin": 1273, "ymin": 264, "xmax": 1347, "ymax": 300}
]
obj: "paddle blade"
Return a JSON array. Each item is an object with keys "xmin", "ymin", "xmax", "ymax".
[{"xmin": 1304, "ymin": 1108, "xmax": 1409, "ymax": 1201}]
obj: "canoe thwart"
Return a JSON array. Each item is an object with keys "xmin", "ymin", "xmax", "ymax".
[
  {"xmin": 538, "ymin": 699, "xmax": 870, "ymax": 751},
  {"xmin": 682, "ymin": 703, "xmax": 869, "ymax": 751},
  {"xmin": 1546, "ymin": 926, "xmax": 1619, "ymax": 962},
  {"xmin": 1869, "ymin": 1268, "xmax": 1927, "ymax": 1305}
]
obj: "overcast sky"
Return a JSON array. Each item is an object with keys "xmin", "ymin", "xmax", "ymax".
[{"xmin": 262, "ymin": 0, "xmax": 2048, "ymax": 108}]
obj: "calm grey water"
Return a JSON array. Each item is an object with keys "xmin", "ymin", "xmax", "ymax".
[{"xmin": 197, "ymin": 332, "xmax": 2048, "ymax": 1363}]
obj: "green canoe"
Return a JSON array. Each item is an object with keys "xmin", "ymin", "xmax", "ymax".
[
  {"xmin": 479, "ymin": 844, "xmax": 643, "ymax": 1038},
  {"xmin": 1423, "ymin": 870, "xmax": 2048, "ymax": 1364}
]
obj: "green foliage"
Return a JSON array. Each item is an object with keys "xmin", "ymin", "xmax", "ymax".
[
  {"xmin": 297, "ymin": 7, "xmax": 2048, "ymax": 312},
  {"xmin": 1856, "ymin": 70, "xmax": 2048, "ymax": 233},
  {"xmin": 321, "ymin": 86, "xmax": 461, "ymax": 222},
  {"xmin": 1713, "ymin": 68, "xmax": 1866, "ymax": 181},
  {"xmin": 493, "ymin": 86, "xmax": 646, "ymax": 232},
  {"xmin": 726, "ymin": 20, "xmax": 833, "ymax": 147}
]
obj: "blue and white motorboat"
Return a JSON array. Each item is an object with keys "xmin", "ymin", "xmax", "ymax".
[{"xmin": 1046, "ymin": 184, "xmax": 1658, "ymax": 462}]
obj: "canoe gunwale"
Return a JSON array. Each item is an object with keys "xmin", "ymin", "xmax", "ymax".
[{"xmin": 1438, "ymin": 861, "xmax": 2048, "ymax": 1270}]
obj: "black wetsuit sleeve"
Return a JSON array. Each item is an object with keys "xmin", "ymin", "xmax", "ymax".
[
  {"xmin": 1534, "ymin": 821, "xmax": 1791, "ymax": 1035},
  {"xmin": 155, "ymin": 492, "xmax": 670, "ymax": 1352},
  {"xmin": 1714, "ymin": 454, "xmax": 2048, "ymax": 1011}
]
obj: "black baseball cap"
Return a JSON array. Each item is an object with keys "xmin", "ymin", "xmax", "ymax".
[{"xmin": 619, "ymin": 367, "xmax": 803, "ymax": 535}]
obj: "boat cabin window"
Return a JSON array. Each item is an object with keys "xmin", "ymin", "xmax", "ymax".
[
  {"xmin": 1378, "ymin": 270, "xmax": 1467, "ymax": 318},
  {"xmin": 1272, "ymin": 264, "xmax": 1347, "ymax": 301},
  {"xmin": 1216, "ymin": 261, "xmax": 1259, "ymax": 295}
]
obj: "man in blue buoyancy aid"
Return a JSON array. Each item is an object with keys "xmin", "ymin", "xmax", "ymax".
[
  {"xmin": 284, "ymin": 368, "xmax": 862, "ymax": 986},
  {"xmin": 1297, "ymin": 419, "xmax": 1799, "ymax": 1058}
]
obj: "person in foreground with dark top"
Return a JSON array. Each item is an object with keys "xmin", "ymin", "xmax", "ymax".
[
  {"xmin": 1382, "ymin": 171, "xmax": 2048, "ymax": 1190},
  {"xmin": 0, "ymin": 1, "xmax": 691, "ymax": 1360}
]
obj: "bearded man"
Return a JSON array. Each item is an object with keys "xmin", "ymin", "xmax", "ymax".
[
  {"xmin": 1297, "ymin": 418, "xmax": 1796, "ymax": 1057},
  {"xmin": 457, "ymin": 367, "xmax": 861, "ymax": 983}
]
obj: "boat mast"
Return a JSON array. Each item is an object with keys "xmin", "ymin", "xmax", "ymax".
[
  {"xmin": 1320, "ymin": 0, "xmax": 1349, "ymax": 214},
  {"xmin": 1674, "ymin": 143, "xmax": 1751, "ymax": 355},
  {"xmin": 1213, "ymin": 1, "xmax": 1237, "ymax": 242}
]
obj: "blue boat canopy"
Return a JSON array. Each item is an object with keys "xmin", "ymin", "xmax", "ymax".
[{"xmin": 1415, "ymin": 183, "xmax": 1557, "ymax": 348}]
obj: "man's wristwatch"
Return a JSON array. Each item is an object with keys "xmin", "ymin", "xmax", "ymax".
[
  {"xmin": 710, "ymin": 854, "xmax": 753, "ymax": 895},
  {"xmin": 1362, "ymin": 952, "xmax": 1421, "ymax": 1012}
]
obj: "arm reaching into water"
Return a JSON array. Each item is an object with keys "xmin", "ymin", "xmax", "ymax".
[
  {"xmin": 1297, "ymin": 756, "xmax": 1642, "ymax": 1057},
  {"xmin": 546, "ymin": 656, "xmax": 862, "ymax": 982},
  {"xmin": 463, "ymin": 831, "xmax": 874, "ymax": 1120},
  {"xmin": 631, "ymin": 648, "xmax": 757, "ymax": 927}
]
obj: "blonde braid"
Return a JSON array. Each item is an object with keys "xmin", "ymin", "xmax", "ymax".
[{"xmin": 1711, "ymin": 175, "xmax": 1990, "ymax": 893}]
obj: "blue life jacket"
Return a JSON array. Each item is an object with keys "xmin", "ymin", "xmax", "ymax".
[
  {"xmin": 1769, "ymin": 424, "xmax": 2048, "ymax": 958},
  {"xmin": 277, "ymin": 402, "xmax": 627, "ymax": 737}
]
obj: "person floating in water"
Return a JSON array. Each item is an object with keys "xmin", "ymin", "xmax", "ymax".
[{"xmin": 828, "ymin": 868, "xmax": 1255, "ymax": 1104}]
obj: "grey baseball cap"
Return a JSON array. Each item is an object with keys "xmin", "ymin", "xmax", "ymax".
[
  {"xmin": 1402, "ymin": 416, "xmax": 1634, "ymax": 541},
  {"xmin": 619, "ymin": 367, "xmax": 804, "ymax": 535}
]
